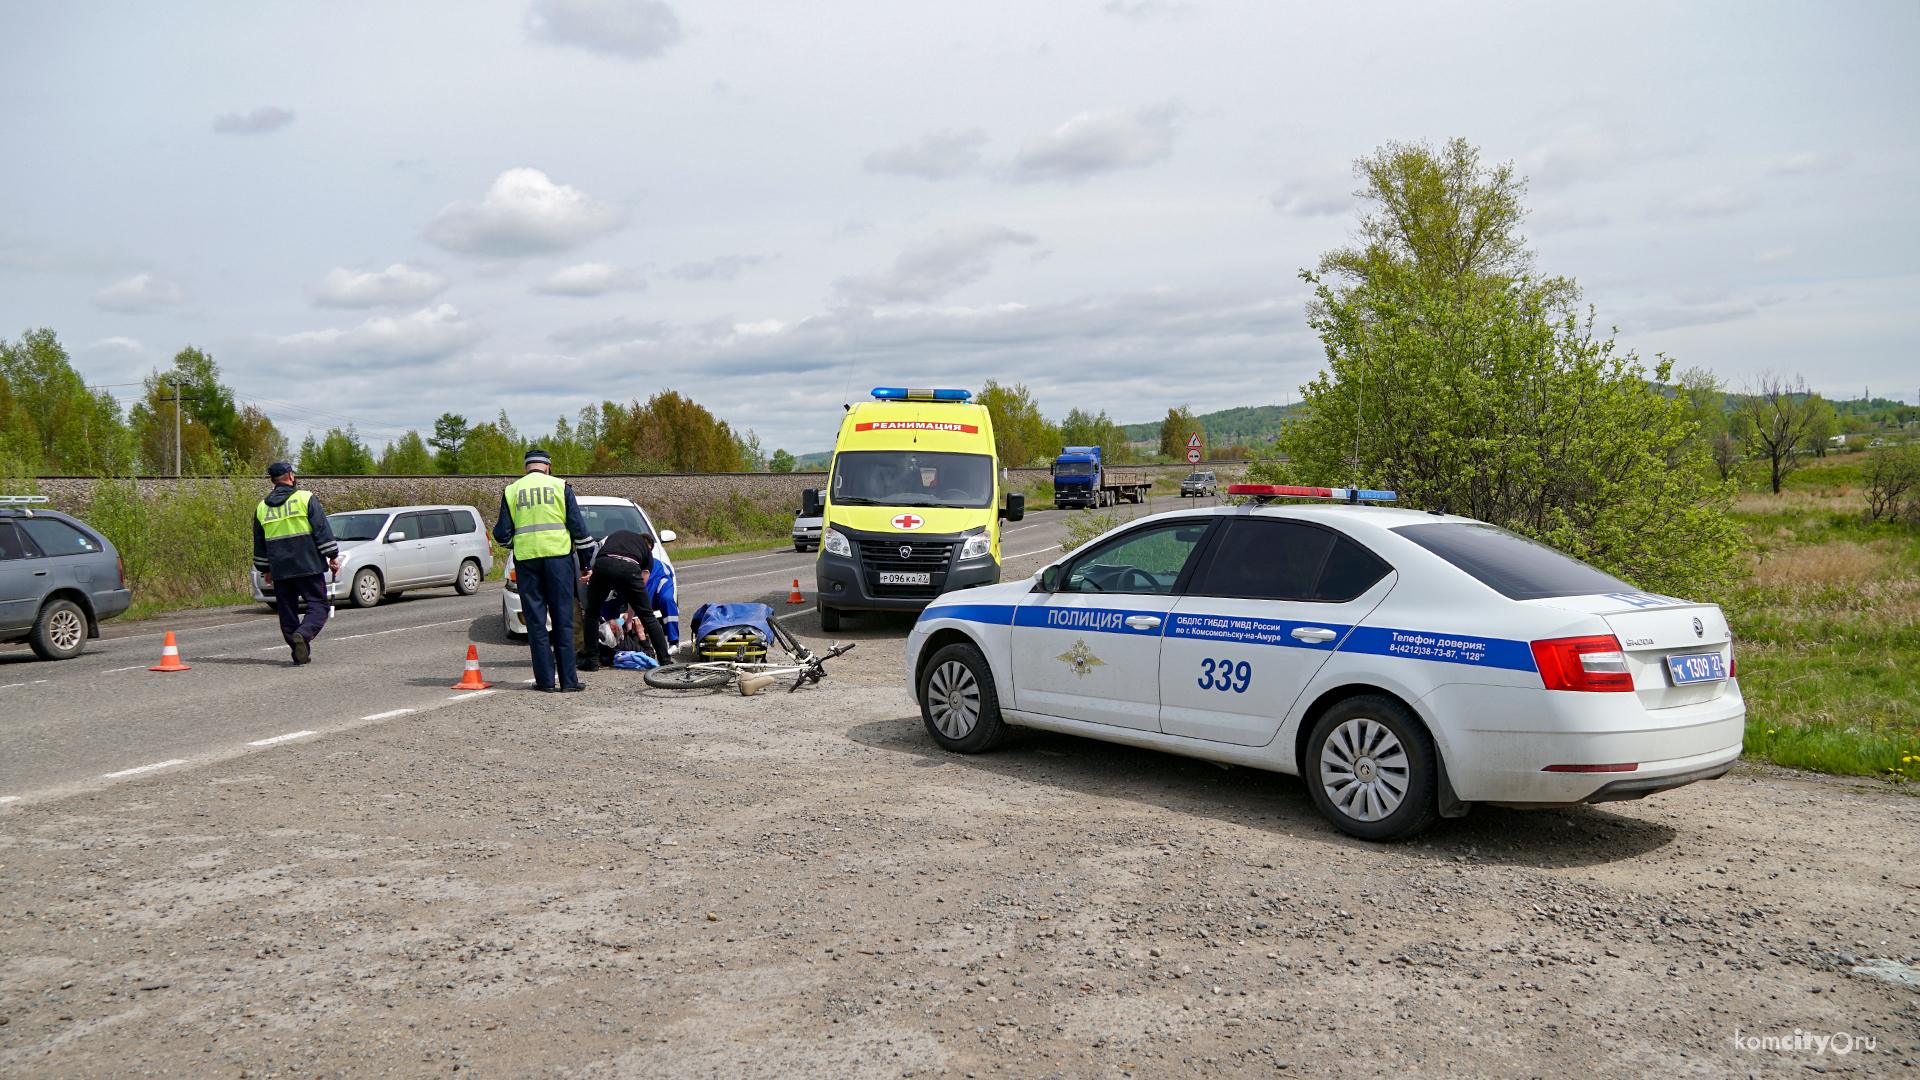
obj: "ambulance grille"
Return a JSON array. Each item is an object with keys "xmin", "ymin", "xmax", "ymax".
[{"xmin": 857, "ymin": 540, "xmax": 954, "ymax": 599}]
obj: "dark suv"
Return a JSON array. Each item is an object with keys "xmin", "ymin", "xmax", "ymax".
[{"xmin": 0, "ymin": 500, "xmax": 132, "ymax": 660}]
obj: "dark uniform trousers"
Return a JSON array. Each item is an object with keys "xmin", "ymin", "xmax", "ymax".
[
  {"xmin": 517, "ymin": 554, "xmax": 579, "ymax": 688},
  {"xmin": 274, "ymin": 573, "xmax": 330, "ymax": 646},
  {"xmin": 582, "ymin": 557, "xmax": 674, "ymax": 662}
]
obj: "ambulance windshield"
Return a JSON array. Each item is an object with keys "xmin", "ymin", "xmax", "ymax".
[{"xmin": 831, "ymin": 451, "xmax": 995, "ymax": 510}]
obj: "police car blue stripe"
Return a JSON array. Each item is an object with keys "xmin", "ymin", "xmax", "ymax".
[
  {"xmin": 1166, "ymin": 612, "xmax": 1350, "ymax": 650},
  {"xmin": 922, "ymin": 603, "xmax": 1016, "ymax": 625},
  {"xmin": 1337, "ymin": 626, "xmax": 1536, "ymax": 671},
  {"xmin": 1012, "ymin": 604, "xmax": 1166, "ymax": 636}
]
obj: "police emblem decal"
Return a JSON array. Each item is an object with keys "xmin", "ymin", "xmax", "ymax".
[{"xmin": 1054, "ymin": 639, "xmax": 1107, "ymax": 679}]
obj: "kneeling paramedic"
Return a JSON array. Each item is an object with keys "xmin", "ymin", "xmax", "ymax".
[
  {"xmin": 578, "ymin": 529, "xmax": 672, "ymax": 671},
  {"xmin": 252, "ymin": 462, "xmax": 341, "ymax": 665},
  {"xmin": 494, "ymin": 448, "xmax": 596, "ymax": 692}
]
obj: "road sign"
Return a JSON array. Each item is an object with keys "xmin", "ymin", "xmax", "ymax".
[
  {"xmin": 1187, "ymin": 432, "xmax": 1203, "ymax": 449},
  {"xmin": 1186, "ymin": 447, "xmax": 1202, "ymax": 464}
]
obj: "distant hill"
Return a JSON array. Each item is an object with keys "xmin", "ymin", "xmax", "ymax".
[{"xmin": 1121, "ymin": 403, "xmax": 1304, "ymax": 448}]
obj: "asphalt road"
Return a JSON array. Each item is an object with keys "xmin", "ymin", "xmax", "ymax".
[{"xmin": 0, "ymin": 495, "xmax": 1220, "ymax": 803}]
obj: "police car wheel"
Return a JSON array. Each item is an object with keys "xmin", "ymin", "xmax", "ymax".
[
  {"xmin": 1306, "ymin": 696, "xmax": 1439, "ymax": 842},
  {"xmin": 919, "ymin": 642, "xmax": 1007, "ymax": 753},
  {"xmin": 350, "ymin": 568, "xmax": 383, "ymax": 608},
  {"xmin": 29, "ymin": 598, "xmax": 87, "ymax": 660}
]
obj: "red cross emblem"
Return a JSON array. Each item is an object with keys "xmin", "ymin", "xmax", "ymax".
[{"xmin": 891, "ymin": 513, "xmax": 924, "ymax": 530}]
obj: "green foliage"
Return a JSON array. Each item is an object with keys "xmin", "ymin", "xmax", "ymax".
[
  {"xmin": 429, "ymin": 413, "xmax": 471, "ymax": 474},
  {"xmin": 1281, "ymin": 137, "xmax": 1745, "ymax": 599},
  {"xmin": 1863, "ymin": 444, "xmax": 1920, "ymax": 522},
  {"xmin": 734, "ymin": 428, "xmax": 767, "ymax": 472},
  {"xmin": 768, "ymin": 448, "xmax": 797, "ymax": 473},
  {"xmin": 88, "ymin": 473, "xmax": 263, "ymax": 609},
  {"xmin": 587, "ymin": 391, "xmax": 744, "ymax": 472},
  {"xmin": 299, "ymin": 427, "xmax": 376, "ymax": 475},
  {"xmin": 978, "ymin": 380, "xmax": 1060, "ymax": 467},
  {"xmin": 1157, "ymin": 405, "xmax": 1197, "ymax": 458},
  {"xmin": 1732, "ymin": 375, "xmax": 1829, "ymax": 493},
  {"xmin": 128, "ymin": 346, "xmax": 281, "ymax": 473},
  {"xmin": 377, "ymin": 430, "xmax": 434, "ymax": 475},
  {"xmin": 461, "ymin": 411, "xmax": 527, "ymax": 475},
  {"xmin": 0, "ymin": 327, "xmax": 137, "ymax": 475},
  {"xmin": 1060, "ymin": 507, "xmax": 1125, "ymax": 554},
  {"xmin": 1060, "ymin": 408, "xmax": 1130, "ymax": 462}
]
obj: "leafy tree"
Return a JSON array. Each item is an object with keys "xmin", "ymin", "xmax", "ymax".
[
  {"xmin": 0, "ymin": 368, "xmax": 40, "ymax": 475},
  {"xmin": 768, "ymin": 448, "xmax": 797, "ymax": 473},
  {"xmin": 377, "ymin": 431, "xmax": 434, "ymax": 474},
  {"xmin": 1061, "ymin": 407, "xmax": 1129, "ymax": 462},
  {"xmin": 1806, "ymin": 398, "xmax": 1840, "ymax": 458},
  {"xmin": 978, "ymin": 379, "xmax": 1059, "ymax": 467},
  {"xmin": 129, "ymin": 346, "xmax": 276, "ymax": 472},
  {"xmin": 1157, "ymin": 405, "xmax": 1198, "ymax": 458},
  {"xmin": 735, "ymin": 428, "xmax": 767, "ymax": 472},
  {"xmin": 1862, "ymin": 444, "xmax": 1920, "ymax": 522},
  {"xmin": 461, "ymin": 410, "xmax": 529, "ymax": 474},
  {"xmin": 299, "ymin": 427, "xmax": 376, "ymax": 475},
  {"xmin": 1732, "ymin": 375, "xmax": 1826, "ymax": 493},
  {"xmin": 1273, "ymin": 137, "xmax": 1743, "ymax": 597},
  {"xmin": 428, "ymin": 413, "xmax": 470, "ymax": 474},
  {"xmin": 0, "ymin": 328, "xmax": 136, "ymax": 474},
  {"xmin": 591, "ymin": 391, "xmax": 742, "ymax": 472}
]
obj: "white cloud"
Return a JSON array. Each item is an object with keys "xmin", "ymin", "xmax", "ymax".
[
  {"xmin": 864, "ymin": 129, "xmax": 988, "ymax": 180},
  {"xmin": 1101, "ymin": 1, "xmax": 1195, "ymax": 19},
  {"xmin": 550, "ymin": 316, "xmax": 666, "ymax": 344},
  {"xmin": 667, "ymin": 254, "xmax": 761, "ymax": 281},
  {"xmin": 1266, "ymin": 161, "xmax": 1354, "ymax": 218},
  {"xmin": 314, "ymin": 264, "xmax": 449, "ymax": 307},
  {"xmin": 1769, "ymin": 150, "xmax": 1851, "ymax": 175},
  {"xmin": 92, "ymin": 272, "xmax": 186, "ymax": 313},
  {"xmin": 212, "ymin": 107, "xmax": 296, "ymax": 135},
  {"xmin": 260, "ymin": 305, "xmax": 485, "ymax": 366},
  {"xmin": 525, "ymin": 0, "xmax": 682, "ymax": 60},
  {"xmin": 533, "ymin": 262, "xmax": 642, "ymax": 296},
  {"xmin": 84, "ymin": 336, "xmax": 144, "ymax": 356},
  {"xmin": 1650, "ymin": 185, "xmax": 1761, "ymax": 218},
  {"xmin": 834, "ymin": 224, "xmax": 1036, "ymax": 304},
  {"xmin": 1011, "ymin": 103, "xmax": 1183, "ymax": 183},
  {"xmin": 424, "ymin": 168, "xmax": 626, "ymax": 257},
  {"xmin": 1521, "ymin": 125, "xmax": 1629, "ymax": 189}
]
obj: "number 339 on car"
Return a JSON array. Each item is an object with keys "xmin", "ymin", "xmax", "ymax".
[{"xmin": 904, "ymin": 492, "xmax": 1743, "ymax": 841}]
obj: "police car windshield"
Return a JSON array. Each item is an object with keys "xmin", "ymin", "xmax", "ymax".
[
  {"xmin": 1393, "ymin": 522, "xmax": 1633, "ymax": 601},
  {"xmin": 328, "ymin": 513, "xmax": 389, "ymax": 542},
  {"xmin": 831, "ymin": 451, "xmax": 994, "ymax": 509},
  {"xmin": 578, "ymin": 504, "xmax": 649, "ymax": 540}
]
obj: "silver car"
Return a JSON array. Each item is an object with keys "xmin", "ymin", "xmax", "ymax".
[
  {"xmin": 792, "ymin": 509, "xmax": 823, "ymax": 552},
  {"xmin": 252, "ymin": 504, "xmax": 493, "ymax": 609}
]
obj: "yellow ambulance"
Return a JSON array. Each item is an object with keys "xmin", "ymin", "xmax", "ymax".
[{"xmin": 803, "ymin": 388, "xmax": 1025, "ymax": 631}]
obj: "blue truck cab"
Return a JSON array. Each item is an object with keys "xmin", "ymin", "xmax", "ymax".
[{"xmin": 1051, "ymin": 446, "xmax": 1103, "ymax": 509}]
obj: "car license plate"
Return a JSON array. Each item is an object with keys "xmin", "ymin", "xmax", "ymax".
[
  {"xmin": 879, "ymin": 571, "xmax": 931, "ymax": 585},
  {"xmin": 1666, "ymin": 652, "xmax": 1727, "ymax": 685}
]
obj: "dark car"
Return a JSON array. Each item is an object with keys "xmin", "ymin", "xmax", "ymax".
[{"xmin": 0, "ymin": 498, "xmax": 132, "ymax": 660}]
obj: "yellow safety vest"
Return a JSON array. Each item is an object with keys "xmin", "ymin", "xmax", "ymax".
[
  {"xmin": 257, "ymin": 490, "xmax": 314, "ymax": 540},
  {"xmin": 505, "ymin": 471, "xmax": 573, "ymax": 560}
]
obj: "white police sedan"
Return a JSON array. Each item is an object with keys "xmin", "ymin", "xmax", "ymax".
[{"xmin": 904, "ymin": 487, "xmax": 1744, "ymax": 841}]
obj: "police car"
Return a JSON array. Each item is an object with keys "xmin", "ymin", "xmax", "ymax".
[{"xmin": 903, "ymin": 485, "xmax": 1744, "ymax": 841}]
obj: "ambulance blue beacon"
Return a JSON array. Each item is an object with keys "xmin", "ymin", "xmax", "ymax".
[{"xmin": 903, "ymin": 485, "xmax": 1745, "ymax": 841}]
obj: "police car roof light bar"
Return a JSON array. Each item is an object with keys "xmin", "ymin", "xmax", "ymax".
[
  {"xmin": 1227, "ymin": 484, "xmax": 1397, "ymax": 503},
  {"xmin": 871, "ymin": 387, "xmax": 972, "ymax": 402}
]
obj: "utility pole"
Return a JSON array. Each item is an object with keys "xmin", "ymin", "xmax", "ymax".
[{"xmin": 159, "ymin": 379, "xmax": 201, "ymax": 477}]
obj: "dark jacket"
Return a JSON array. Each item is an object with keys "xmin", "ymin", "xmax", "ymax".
[
  {"xmin": 493, "ymin": 477, "xmax": 596, "ymax": 567},
  {"xmin": 251, "ymin": 485, "xmax": 338, "ymax": 580},
  {"xmin": 593, "ymin": 529, "xmax": 654, "ymax": 571}
]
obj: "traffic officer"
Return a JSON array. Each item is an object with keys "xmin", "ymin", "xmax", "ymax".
[
  {"xmin": 252, "ymin": 462, "xmax": 341, "ymax": 665},
  {"xmin": 493, "ymin": 448, "xmax": 596, "ymax": 692}
]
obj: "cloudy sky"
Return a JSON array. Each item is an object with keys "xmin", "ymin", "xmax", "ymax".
[{"xmin": 2, "ymin": 1, "xmax": 1915, "ymax": 456}]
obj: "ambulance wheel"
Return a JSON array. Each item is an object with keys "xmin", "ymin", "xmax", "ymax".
[
  {"xmin": 349, "ymin": 567, "xmax": 383, "ymax": 608},
  {"xmin": 1305, "ymin": 695, "xmax": 1439, "ymax": 842},
  {"xmin": 818, "ymin": 602, "xmax": 841, "ymax": 632},
  {"xmin": 919, "ymin": 642, "xmax": 1007, "ymax": 753}
]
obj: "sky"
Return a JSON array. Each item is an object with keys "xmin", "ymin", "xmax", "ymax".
[{"xmin": 2, "ymin": 1, "xmax": 1916, "ymax": 457}]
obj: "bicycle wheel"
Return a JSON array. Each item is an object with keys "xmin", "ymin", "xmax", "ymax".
[{"xmin": 644, "ymin": 664, "xmax": 736, "ymax": 690}]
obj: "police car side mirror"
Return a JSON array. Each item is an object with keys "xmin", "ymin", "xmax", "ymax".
[
  {"xmin": 388, "ymin": 531, "xmax": 405, "ymax": 542},
  {"xmin": 999, "ymin": 493, "xmax": 1025, "ymax": 522},
  {"xmin": 1040, "ymin": 565, "xmax": 1061, "ymax": 592},
  {"xmin": 801, "ymin": 488, "xmax": 822, "ymax": 518}
]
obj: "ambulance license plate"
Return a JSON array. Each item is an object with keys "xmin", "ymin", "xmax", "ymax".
[
  {"xmin": 879, "ymin": 572, "xmax": 931, "ymax": 585},
  {"xmin": 1666, "ymin": 652, "xmax": 1727, "ymax": 685}
]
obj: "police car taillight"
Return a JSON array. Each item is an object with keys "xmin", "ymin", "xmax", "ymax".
[
  {"xmin": 1530, "ymin": 635, "xmax": 1634, "ymax": 692},
  {"xmin": 871, "ymin": 387, "xmax": 972, "ymax": 401}
]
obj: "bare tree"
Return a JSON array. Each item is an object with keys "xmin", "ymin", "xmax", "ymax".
[{"xmin": 1733, "ymin": 374, "xmax": 1824, "ymax": 493}]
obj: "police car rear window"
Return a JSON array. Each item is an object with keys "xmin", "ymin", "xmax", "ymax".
[{"xmin": 1392, "ymin": 522, "xmax": 1632, "ymax": 601}]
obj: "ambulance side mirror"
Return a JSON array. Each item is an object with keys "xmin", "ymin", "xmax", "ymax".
[
  {"xmin": 999, "ymin": 493, "xmax": 1025, "ymax": 522},
  {"xmin": 801, "ymin": 489, "xmax": 822, "ymax": 518}
]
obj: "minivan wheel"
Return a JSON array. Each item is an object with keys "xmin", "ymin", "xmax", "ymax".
[
  {"xmin": 30, "ymin": 598, "xmax": 87, "ymax": 660},
  {"xmin": 455, "ymin": 559, "xmax": 482, "ymax": 596},
  {"xmin": 350, "ymin": 567, "xmax": 383, "ymax": 608},
  {"xmin": 919, "ymin": 642, "xmax": 1008, "ymax": 753},
  {"xmin": 1305, "ymin": 695, "xmax": 1440, "ymax": 842}
]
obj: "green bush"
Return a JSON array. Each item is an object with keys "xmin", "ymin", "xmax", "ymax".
[{"xmin": 89, "ymin": 474, "xmax": 262, "ymax": 611}]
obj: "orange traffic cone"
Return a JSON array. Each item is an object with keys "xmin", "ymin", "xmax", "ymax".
[
  {"xmin": 148, "ymin": 631, "xmax": 191, "ymax": 672},
  {"xmin": 787, "ymin": 579, "xmax": 804, "ymax": 604},
  {"xmin": 450, "ymin": 644, "xmax": 493, "ymax": 690}
]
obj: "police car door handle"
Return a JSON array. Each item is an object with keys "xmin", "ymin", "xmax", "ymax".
[
  {"xmin": 1291, "ymin": 627, "xmax": 1338, "ymax": 642},
  {"xmin": 1124, "ymin": 615, "xmax": 1162, "ymax": 630}
]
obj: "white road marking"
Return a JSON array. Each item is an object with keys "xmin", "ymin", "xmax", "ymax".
[
  {"xmin": 330, "ymin": 618, "xmax": 471, "ymax": 642},
  {"xmin": 0, "ymin": 796, "xmax": 20, "ymax": 804},
  {"xmin": 103, "ymin": 759, "xmax": 188, "ymax": 778},
  {"xmin": 100, "ymin": 665, "xmax": 148, "ymax": 674},
  {"xmin": 360, "ymin": 708, "xmax": 416, "ymax": 721},
  {"xmin": 0, "ymin": 682, "xmax": 24, "ymax": 690},
  {"xmin": 248, "ymin": 730, "xmax": 317, "ymax": 746},
  {"xmin": 447, "ymin": 689, "xmax": 495, "ymax": 701},
  {"xmin": 1007, "ymin": 545, "xmax": 1061, "ymax": 560}
]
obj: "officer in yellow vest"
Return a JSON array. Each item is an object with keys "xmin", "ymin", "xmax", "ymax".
[
  {"xmin": 492, "ymin": 448, "xmax": 597, "ymax": 691},
  {"xmin": 251, "ymin": 462, "xmax": 341, "ymax": 665}
]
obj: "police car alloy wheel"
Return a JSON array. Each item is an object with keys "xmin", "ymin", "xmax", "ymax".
[
  {"xmin": 350, "ymin": 567, "xmax": 383, "ymax": 609},
  {"xmin": 1305, "ymin": 696, "xmax": 1439, "ymax": 842},
  {"xmin": 919, "ymin": 642, "xmax": 1008, "ymax": 753}
]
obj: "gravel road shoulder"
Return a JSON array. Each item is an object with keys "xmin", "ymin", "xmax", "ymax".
[{"xmin": 2, "ymin": 629, "xmax": 1917, "ymax": 1079}]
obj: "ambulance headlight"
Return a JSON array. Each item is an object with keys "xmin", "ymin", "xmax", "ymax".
[
  {"xmin": 822, "ymin": 527, "xmax": 852, "ymax": 558},
  {"xmin": 959, "ymin": 531, "xmax": 991, "ymax": 560}
]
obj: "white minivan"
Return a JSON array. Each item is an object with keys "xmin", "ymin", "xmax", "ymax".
[{"xmin": 252, "ymin": 504, "xmax": 493, "ymax": 609}]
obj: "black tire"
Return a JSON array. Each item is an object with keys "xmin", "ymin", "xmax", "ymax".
[
  {"xmin": 455, "ymin": 558, "xmax": 483, "ymax": 595},
  {"xmin": 818, "ymin": 602, "xmax": 841, "ymax": 632},
  {"xmin": 644, "ymin": 663, "xmax": 735, "ymax": 690},
  {"xmin": 29, "ymin": 598, "xmax": 87, "ymax": 661},
  {"xmin": 918, "ymin": 642, "xmax": 1008, "ymax": 753},
  {"xmin": 349, "ymin": 567, "xmax": 383, "ymax": 609},
  {"xmin": 794, "ymin": 543, "xmax": 806, "ymax": 552},
  {"xmin": 1304, "ymin": 695, "xmax": 1440, "ymax": 842}
]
